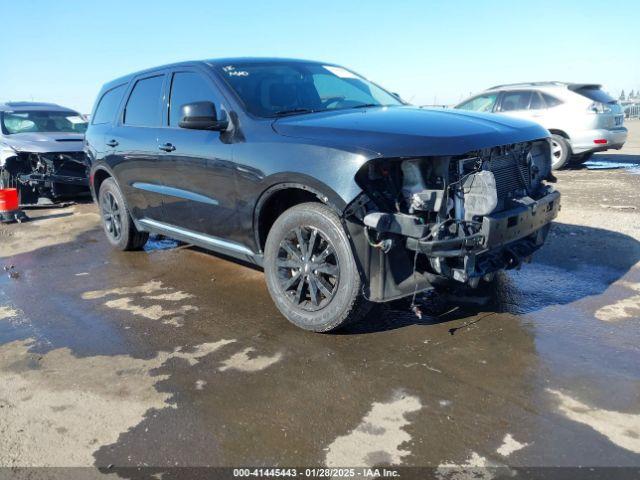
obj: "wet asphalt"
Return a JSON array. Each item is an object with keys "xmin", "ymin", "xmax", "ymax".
[{"xmin": 0, "ymin": 123, "xmax": 639, "ymax": 477}]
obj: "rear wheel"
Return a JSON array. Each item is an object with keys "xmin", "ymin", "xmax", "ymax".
[
  {"xmin": 571, "ymin": 152, "xmax": 594, "ymax": 165},
  {"xmin": 98, "ymin": 177, "xmax": 148, "ymax": 251},
  {"xmin": 264, "ymin": 202, "xmax": 371, "ymax": 332},
  {"xmin": 550, "ymin": 134, "xmax": 571, "ymax": 170}
]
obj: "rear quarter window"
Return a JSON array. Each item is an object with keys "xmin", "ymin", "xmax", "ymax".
[
  {"xmin": 92, "ymin": 85, "xmax": 126, "ymax": 125},
  {"xmin": 541, "ymin": 93, "xmax": 563, "ymax": 108}
]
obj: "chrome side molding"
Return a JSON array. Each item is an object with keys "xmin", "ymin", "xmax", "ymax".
[
  {"xmin": 138, "ymin": 218, "xmax": 254, "ymax": 256},
  {"xmin": 132, "ymin": 182, "xmax": 219, "ymax": 206}
]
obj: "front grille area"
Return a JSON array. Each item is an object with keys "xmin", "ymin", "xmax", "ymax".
[
  {"xmin": 39, "ymin": 151, "xmax": 87, "ymax": 163},
  {"xmin": 486, "ymin": 152, "xmax": 530, "ymax": 199},
  {"xmin": 36, "ymin": 152, "xmax": 88, "ymax": 176},
  {"xmin": 16, "ymin": 151, "xmax": 88, "ymax": 180},
  {"xmin": 454, "ymin": 141, "xmax": 549, "ymax": 220}
]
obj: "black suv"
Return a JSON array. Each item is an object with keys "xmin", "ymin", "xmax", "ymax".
[{"xmin": 86, "ymin": 58, "xmax": 559, "ymax": 332}]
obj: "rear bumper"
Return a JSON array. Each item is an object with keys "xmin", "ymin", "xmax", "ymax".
[{"xmin": 570, "ymin": 127, "xmax": 628, "ymax": 154}]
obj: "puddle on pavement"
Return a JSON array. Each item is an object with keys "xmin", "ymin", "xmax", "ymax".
[
  {"xmin": 2, "ymin": 215, "xmax": 640, "ymax": 468},
  {"xmin": 143, "ymin": 235, "xmax": 181, "ymax": 252},
  {"xmin": 585, "ymin": 160, "xmax": 640, "ymax": 173}
]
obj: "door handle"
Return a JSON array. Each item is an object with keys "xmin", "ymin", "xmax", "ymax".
[
  {"xmin": 106, "ymin": 139, "xmax": 119, "ymax": 147},
  {"xmin": 159, "ymin": 142, "xmax": 176, "ymax": 152}
]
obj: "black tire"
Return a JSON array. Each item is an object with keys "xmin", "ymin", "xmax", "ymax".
[
  {"xmin": 98, "ymin": 177, "xmax": 148, "ymax": 251},
  {"xmin": 570, "ymin": 152, "xmax": 594, "ymax": 165},
  {"xmin": 264, "ymin": 202, "xmax": 372, "ymax": 332},
  {"xmin": 550, "ymin": 134, "xmax": 571, "ymax": 170}
]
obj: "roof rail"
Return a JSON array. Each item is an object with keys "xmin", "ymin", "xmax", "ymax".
[
  {"xmin": 4, "ymin": 101, "xmax": 62, "ymax": 108},
  {"xmin": 488, "ymin": 81, "xmax": 568, "ymax": 90}
]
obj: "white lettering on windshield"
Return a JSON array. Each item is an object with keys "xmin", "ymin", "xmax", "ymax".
[{"xmin": 223, "ymin": 65, "xmax": 249, "ymax": 77}]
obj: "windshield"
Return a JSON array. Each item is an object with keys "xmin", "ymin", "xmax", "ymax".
[
  {"xmin": 216, "ymin": 62, "xmax": 403, "ymax": 118},
  {"xmin": 1, "ymin": 110, "xmax": 88, "ymax": 134}
]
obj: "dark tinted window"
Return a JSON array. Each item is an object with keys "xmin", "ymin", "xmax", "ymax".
[
  {"xmin": 124, "ymin": 75, "xmax": 164, "ymax": 127},
  {"xmin": 529, "ymin": 92, "xmax": 545, "ymax": 110},
  {"xmin": 541, "ymin": 93, "xmax": 563, "ymax": 108},
  {"xmin": 456, "ymin": 93, "xmax": 498, "ymax": 112},
  {"xmin": 93, "ymin": 85, "xmax": 126, "ymax": 125},
  {"xmin": 573, "ymin": 86, "xmax": 616, "ymax": 104},
  {"xmin": 169, "ymin": 72, "xmax": 218, "ymax": 126},
  {"xmin": 500, "ymin": 91, "xmax": 532, "ymax": 112}
]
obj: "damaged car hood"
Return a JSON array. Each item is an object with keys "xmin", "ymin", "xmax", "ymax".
[
  {"xmin": 273, "ymin": 106, "xmax": 549, "ymax": 157},
  {"xmin": 1, "ymin": 132, "xmax": 85, "ymax": 153}
]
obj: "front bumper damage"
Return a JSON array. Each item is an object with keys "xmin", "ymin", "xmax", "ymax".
[
  {"xmin": 343, "ymin": 140, "xmax": 560, "ymax": 302},
  {"xmin": 2, "ymin": 151, "xmax": 89, "ymax": 204},
  {"xmin": 365, "ymin": 188, "xmax": 559, "ymax": 286}
]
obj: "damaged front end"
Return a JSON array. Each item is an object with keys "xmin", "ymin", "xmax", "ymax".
[
  {"xmin": 0, "ymin": 150, "xmax": 89, "ymax": 204},
  {"xmin": 344, "ymin": 139, "xmax": 560, "ymax": 302}
]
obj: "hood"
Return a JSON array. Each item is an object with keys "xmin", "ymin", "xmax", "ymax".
[
  {"xmin": 273, "ymin": 106, "xmax": 549, "ymax": 157},
  {"xmin": 1, "ymin": 132, "xmax": 85, "ymax": 153}
]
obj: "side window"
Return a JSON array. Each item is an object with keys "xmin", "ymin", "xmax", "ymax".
[
  {"xmin": 92, "ymin": 85, "xmax": 126, "ymax": 125},
  {"xmin": 169, "ymin": 72, "xmax": 219, "ymax": 126},
  {"xmin": 529, "ymin": 92, "xmax": 545, "ymax": 110},
  {"xmin": 123, "ymin": 75, "xmax": 164, "ymax": 127},
  {"xmin": 457, "ymin": 93, "xmax": 498, "ymax": 112},
  {"xmin": 542, "ymin": 93, "xmax": 563, "ymax": 108},
  {"xmin": 499, "ymin": 91, "xmax": 532, "ymax": 112}
]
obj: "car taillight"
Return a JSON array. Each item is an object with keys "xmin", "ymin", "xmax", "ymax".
[
  {"xmin": 588, "ymin": 101, "xmax": 613, "ymax": 114},
  {"xmin": 594, "ymin": 139, "xmax": 608, "ymax": 144}
]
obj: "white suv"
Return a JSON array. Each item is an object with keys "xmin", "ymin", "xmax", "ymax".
[{"xmin": 455, "ymin": 82, "xmax": 627, "ymax": 169}]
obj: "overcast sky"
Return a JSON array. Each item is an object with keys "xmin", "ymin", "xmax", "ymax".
[{"xmin": 2, "ymin": 0, "xmax": 638, "ymax": 112}]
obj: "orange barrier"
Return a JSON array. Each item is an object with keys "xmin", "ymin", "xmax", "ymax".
[
  {"xmin": 0, "ymin": 188, "xmax": 20, "ymax": 212},
  {"xmin": 0, "ymin": 188, "xmax": 27, "ymax": 223}
]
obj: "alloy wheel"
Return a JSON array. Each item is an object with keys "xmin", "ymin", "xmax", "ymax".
[
  {"xmin": 551, "ymin": 139, "xmax": 564, "ymax": 168},
  {"xmin": 100, "ymin": 191, "xmax": 123, "ymax": 241},
  {"xmin": 276, "ymin": 226, "xmax": 339, "ymax": 311}
]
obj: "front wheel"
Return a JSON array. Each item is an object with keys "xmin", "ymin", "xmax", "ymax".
[
  {"xmin": 264, "ymin": 202, "xmax": 371, "ymax": 332},
  {"xmin": 550, "ymin": 134, "xmax": 571, "ymax": 170},
  {"xmin": 98, "ymin": 177, "xmax": 149, "ymax": 251}
]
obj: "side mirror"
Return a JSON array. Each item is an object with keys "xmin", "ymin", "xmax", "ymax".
[{"xmin": 178, "ymin": 101, "xmax": 228, "ymax": 131}]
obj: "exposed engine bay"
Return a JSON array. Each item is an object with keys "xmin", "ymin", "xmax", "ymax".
[
  {"xmin": 0, "ymin": 151, "xmax": 89, "ymax": 204},
  {"xmin": 345, "ymin": 139, "xmax": 560, "ymax": 302}
]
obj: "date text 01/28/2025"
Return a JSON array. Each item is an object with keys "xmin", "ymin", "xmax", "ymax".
[{"xmin": 232, "ymin": 467, "xmax": 400, "ymax": 478}]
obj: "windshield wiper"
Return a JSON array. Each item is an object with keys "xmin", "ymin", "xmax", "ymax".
[
  {"xmin": 273, "ymin": 108, "xmax": 317, "ymax": 117},
  {"xmin": 350, "ymin": 103, "xmax": 381, "ymax": 109}
]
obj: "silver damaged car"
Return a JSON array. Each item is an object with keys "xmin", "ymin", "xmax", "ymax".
[{"xmin": 0, "ymin": 102, "xmax": 89, "ymax": 203}]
